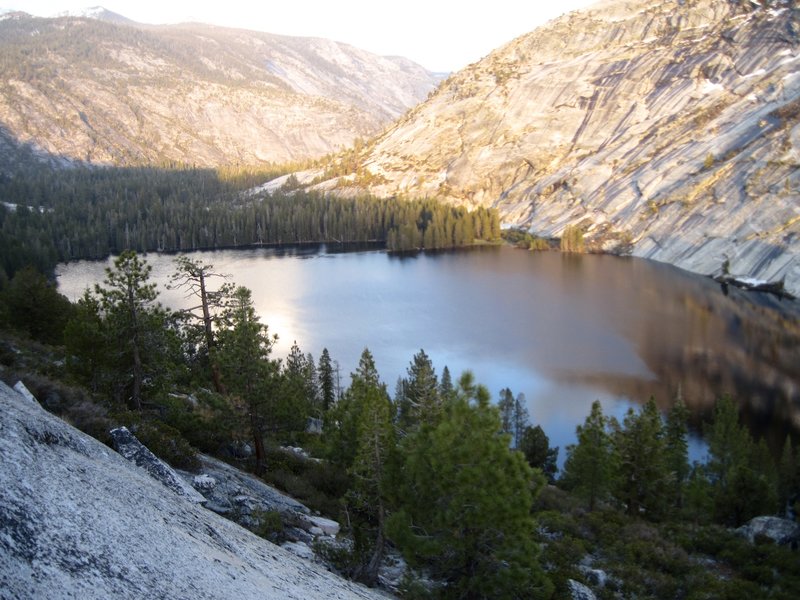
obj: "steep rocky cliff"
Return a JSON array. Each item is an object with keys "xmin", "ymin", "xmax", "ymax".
[
  {"xmin": 0, "ymin": 11, "xmax": 438, "ymax": 167},
  {"xmin": 0, "ymin": 380, "xmax": 382, "ymax": 599},
  {"xmin": 296, "ymin": 0, "xmax": 800, "ymax": 295}
]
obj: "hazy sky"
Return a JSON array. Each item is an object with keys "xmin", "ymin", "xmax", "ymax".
[{"xmin": 5, "ymin": 1, "xmax": 598, "ymax": 72}]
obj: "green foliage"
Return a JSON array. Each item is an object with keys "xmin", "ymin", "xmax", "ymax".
[
  {"xmin": 343, "ymin": 349, "xmax": 395, "ymax": 584},
  {"xmin": 215, "ymin": 286, "xmax": 279, "ymax": 474},
  {"xmin": 317, "ymin": 347, "xmax": 338, "ymax": 412},
  {"xmin": 0, "ymin": 166, "xmax": 502, "ymax": 275},
  {"xmin": 664, "ymin": 396, "xmax": 691, "ymax": 511},
  {"xmin": 612, "ymin": 399, "xmax": 670, "ymax": 519},
  {"xmin": 519, "ymin": 424, "xmax": 559, "ymax": 483},
  {"xmin": 388, "ymin": 376, "xmax": 553, "ymax": 599},
  {"xmin": 0, "ymin": 265, "xmax": 74, "ymax": 344},
  {"xmin": 705, "ymin": 396, "xmax": 779, "ymax": 525},
  {"xmin": 561, "ymin": 400, "xmax": 615, "ymax": 511},
  {"xmin": 64, "ymin": 251, "xmax": 179, "ymax": 410},
  {"xmin": 501, "ymin": 228, "xmax": 551, "ymax": 250},
  {"xmin": 395, "ymin": 348, "xmax": 441, "ymax": 435}
]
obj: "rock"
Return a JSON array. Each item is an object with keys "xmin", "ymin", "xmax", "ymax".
[
  {"xmin": 226, "ymin": 440, "xmax": 254, "ymax": 460},
  {"xmin": 192, "ymin": 474, "xmax": 217, "ymax": 491},
  {"xmin": 13, "ymin": 381, "xmax": 37, "ymax": 404},
  {"xmin": 567, "ymin": 579, "xmax": 597, "ymax": 600},
  {"xmin": 282, "ymin": 541, "xmax": 316, "ymax": 561},
  {"xmin": 0, "ymin": 380, "xmax": 383, "ymax": 599},
  {"xmin": 736, "ymin": 516, "xmax": 800, "ymax": 547},
  {"xmin": 0, "ymin": 15, "xmax": 439, "ymax": 167},
  {"xmin": 291, "ymin": 0, "xmax": 800, "ymax": 296},
  {"xmin": 306, "ymin": 417, "xmax": 324, "ymax": 434},
  {"xmin": 579, "ymin": 566, "xmax": 609, "ymax": 588},
  {"xmin": 306, "ymin": 515, "xmax": 341, "ymax": 537},
  {"xmin": 109, "ymin": 426, "xmax": 206, "ymax": 505}
]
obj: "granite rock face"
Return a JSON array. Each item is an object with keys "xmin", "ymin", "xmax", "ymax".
[
  {"xmin": 0, "ymin": 381, "xmax": 381, "ymax": 600},
  {"xmin": 296, "ymin": 0, "xmax": 800, "ymax": 295},
  {"xmin": 109, "ymin": 426, "xmax": 207, "ymax": 504},
  {"xmin": 0, "ymin": 12, "xmax": 439, "ymax": 167}
]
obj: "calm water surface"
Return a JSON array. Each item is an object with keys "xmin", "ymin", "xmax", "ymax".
[{"xmin": 57, "ymin": 246, "xmax": 800, "ymax": 460}]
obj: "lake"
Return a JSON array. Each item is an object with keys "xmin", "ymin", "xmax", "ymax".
[{"xmin": 56, "ymin": 245, "xmax": 800, "ymax": 461}]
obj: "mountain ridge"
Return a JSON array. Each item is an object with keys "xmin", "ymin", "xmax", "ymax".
[
  {"xmin": 0, "ymin": 11, "xmax": 439, "ymax": 167},
  {"xmin": 282, "ymin": 0, "xmax": 800, "ymax": 295}
]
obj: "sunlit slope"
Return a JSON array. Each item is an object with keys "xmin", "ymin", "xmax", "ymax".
[
  {"xmin": 298, "ymin": 0, "xmax": 799, "ymax": 294},
  {"xmin": 0, "ymin": 12, "xmax": 438, "ymax": 167}
]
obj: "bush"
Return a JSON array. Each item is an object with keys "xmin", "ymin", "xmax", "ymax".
[{"xmin": 134, "ymin": 419, "xmax": 200, "ymax": 471}]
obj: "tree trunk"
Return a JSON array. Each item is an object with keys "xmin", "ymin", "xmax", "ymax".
[{"xmin": 251, "ymin": 411, "xmax": 266, "ymax": 476}]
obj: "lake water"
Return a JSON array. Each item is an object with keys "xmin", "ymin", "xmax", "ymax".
[{"xmin": 57, "ymin": 245, "xmax": 800, "ymax": 461}]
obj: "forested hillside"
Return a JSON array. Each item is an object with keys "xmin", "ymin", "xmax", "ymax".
[{"xmin": 0, "ymin": 165, "xmax": 500, "ymax": 281}]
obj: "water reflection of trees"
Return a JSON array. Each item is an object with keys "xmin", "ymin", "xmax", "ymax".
[{"xmin": 558, "ymin": 262, "xmax": 800, "ymax": 453}]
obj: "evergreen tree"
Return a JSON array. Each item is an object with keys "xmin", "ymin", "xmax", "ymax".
[
  {"xmin": 216, "ymin": 286, "xmax": 278, "ymax": 475},
  {"xmin": 396, "ymin": 349, "xmax": 440, "ymax": 434},
  {"xmin": 705, "ymin": 396, "xmax": 778, "ymax": 525},
  {"xmin": 512, "ymin": 392, "xmax": 529, "ymax": 448},
  {"xmin": 664, "ymin": 396, "xmax": 690, "ymax": 511},
  {"xmin": 168, "ymin": 255, "xmax": 232, "ymax": 393},
  {"xmin": 519, "ymin": 424, "xmax": 559, "ymax": 484},
  {"xmin": 778, "ymin": 436, "xmax": 798, "ymax": 515},
  {"xmin": 342, "ymin": 349, "xmax": 395, "ymax": 585},
  {"xmin": 561, "ymin": 400, "xmax": 614, "ymax": 511},
  {"xmin": 388, "ymin": 374, "xmax": 552, "ymax": 598},
  {"xmin": 0, "ymin": 265, "xmax": 74, "ymax": 344},
  {"xmin": 318, "ymin": 347, "xmax": 337, "ymax": 412},
  {"xmin": 498, "ymin": 387, "xmax": 515, "ymax": 436},
  {"xmin": 64, "ymin": 290, "xmax": 111, "ymax": 393},
  {"xmin": 612, "ymin": 399, "xmax": 669, "ymax": 519},
  {"xmin": 91, "ymin": 250, "xmax": 175, "ymax": 410},
  {"xmin": 439, "ymin": 365, "xmax": 455, "ymax": 403}
]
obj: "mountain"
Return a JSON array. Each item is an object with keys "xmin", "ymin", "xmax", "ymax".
[
  {"xmin": 0, "ymin": 380, "xmax": 382, "ymax": 599},
  {"xmin": 0, "ymin": 11, "xmax": 438, "ymax": 167},
  {"xmin": 53, "ymin": 6, "xmax": 136, "ymax": 25},
  {"xmin": 289, "ymin": 0, "xmax": 800, "ymax": 295}
]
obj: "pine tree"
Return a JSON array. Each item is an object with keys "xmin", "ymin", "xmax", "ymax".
[
  {"xmin": 216, "ymin": 286, "xmax": 278, "ymax": 475},
  {"xmin": 498, "ymin": 387, "xmax": 515, "ymax": 436},
  {"xmin": 705, "ymin": 396, "xmax": 778, "ymax": 525},
  {"xmin": 519, "ymin": 424, "xmax": 559, "ymax": 484},
  {"xmin": 168, "ymin": 255, "xmax": 232, "ymax": 393},
  {"xmin": 664, "ymin": 396, "xmax": 690, "ymax": 512},
  {"xmin": 388, "ymin": 374, "xmax": 553, "ymax": 598},
  {"xmin": 396, "ymin": 349, "xmax": 440, "ymax": 434},
  {"xmin": 343, "ymin": 349, "xmax": 395, "ymax": 585},
  {"xmin": 561, "ymin": 400, "xmax": 614, "ymax": 511},
  {"xmin": 92, "ymin": 250, "xmax": 175, "ymax": 410},
  {"xmin": 318, "ymin": 347, "xmax": 337, "ymax": 412},
  {"xmin": 613, "ymin": 399, "xmax": 669, "ymax": 519},
  {"xmin": 778, "ymin": 436, "xmax": 798, "ymax": 515}
]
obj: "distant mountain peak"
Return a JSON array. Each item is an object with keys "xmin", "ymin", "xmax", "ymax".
[{"xmin": 54, "ymin": 6, "xmax": 135, "ymax": 25}]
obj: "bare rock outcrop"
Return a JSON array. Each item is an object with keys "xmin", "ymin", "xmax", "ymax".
[
  {"xmin": 297, "ymin": 0, "xmax": 800, "ymax": 295},
  {"xmin": 0, "ymin": 380, "xmax": 381, "ymax": 599},
  {"xmin": 0, "ymin": 12, "xmax": 439, "ymax": 167}
]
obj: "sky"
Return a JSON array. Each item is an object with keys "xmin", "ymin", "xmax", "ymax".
[{"xmin": 4, "ymin": 1, "xmax": 598, "ymax": 72}]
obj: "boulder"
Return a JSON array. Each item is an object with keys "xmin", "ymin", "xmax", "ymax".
[
  {"xmin": 305, "ymin": 515, "xmax": 340, "ymax": 537},
  {"xmin": 567, "ymin": 579, "xmax": 597, "ymax": 600},
  {"xmin": 736, "ymin": 516, "xmax": 800, "ymax": 547},
  {"xmin": 109, "ymin": 426, "xmax": 206, "ymax": 504},
  {"xmin": 13, "ymin": 380, "xmax": 37, "ymax": 404}
]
